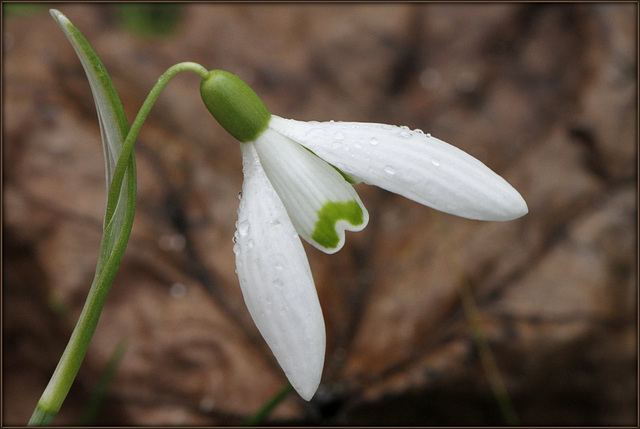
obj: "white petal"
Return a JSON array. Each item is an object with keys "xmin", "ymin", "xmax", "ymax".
[
  {"xmin": 253, "ymin": 127, "xmax": 369, "ymax": 254},
  {"xmin": 270, "ymin": 116, "xmax": 528, "ymax": 221},
  {"xmin": 235, "ymin": 142, "xmax": 325, "ymax": 401}
]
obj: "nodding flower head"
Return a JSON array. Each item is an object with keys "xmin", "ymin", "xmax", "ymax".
[{"xmin": 199, "ymin": 70, "xmax": 528, "ymax": 401}]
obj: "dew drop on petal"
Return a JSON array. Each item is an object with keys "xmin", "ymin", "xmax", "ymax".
[
  {"xmin": 233, "ymin": 243, "xmax": 240, "ymax": 255},
  {"xmin": 431, "ymin": 158, "xmax": 441, "ymax": 167},
  {"xmin": 269, "ymin": 219, "xmax": 282, "ymax": 227},
  {"xmin": 275, "ymin": 262, "xmax": 284, "ymax": 270},
  {"xmin": 384, "ymin": 165, "xmax": 396, "ymax": 175},
  {"xmin": 237, "ymin": 190, "xmax": 243, "ymax": 200},
  {"xmin": 247, "ymin": 239, "xmax": 255, "ymax": 248},
  {"xmin": 237, "ymin": 220, "xmax": 250, "ymax": 237},
  {"xmin": 426, "ymin": 133, "xmax": 432, "ymax": 138},
  {"xmin": 369, "ymin": 137, "xmax": 379, "ymax": 146}
]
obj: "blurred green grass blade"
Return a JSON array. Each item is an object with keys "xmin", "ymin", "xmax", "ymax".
[
  {"xmin": 3, "ymin": 3, "xmax": 48, "ymax": 17},
  {"xmin": 80, "ymin": 340, "xmax": 128, "ymax": 425},
  {"xmin": 243, "ymin": 383, "xmax": 294, "ymax": 426},
  {"xmin": 116, "ymin": 3, "xmax": 183, "ymax": 38}
]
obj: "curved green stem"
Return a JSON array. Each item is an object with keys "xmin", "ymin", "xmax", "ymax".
[
  {"xmin": 104, "ymin": 61, "xmax": 208, "ymax": 227},
  {"xmin": 28, "ymin": 61, "xmax": 207, "ymax": 426}
]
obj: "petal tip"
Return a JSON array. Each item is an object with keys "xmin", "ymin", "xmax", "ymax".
[
  {"xmin": 488, "ymin": 189, "xmax": 529, "ymax": 221},
  {"xmin": 506, "ymin": 193, "xmax": 529, "ymax": 220},
  {"xmin": 293, "ymin": 376, "xmax": 321, "ymax": 402}
]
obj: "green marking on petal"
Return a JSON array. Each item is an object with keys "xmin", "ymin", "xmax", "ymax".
[{"xmin": 311, "ymin": 200, "xmax": 364, "ymax": 249}]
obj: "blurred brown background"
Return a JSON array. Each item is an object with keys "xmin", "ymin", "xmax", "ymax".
[{"xmin": 3, "ymin": 3, "xmax": 637, "ymax": 426}]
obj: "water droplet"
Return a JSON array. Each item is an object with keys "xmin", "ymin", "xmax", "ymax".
[
  {"xmin": 384, "ymin": 166, "xmax": 396, "ymax": 175},
  {"xmin": 237, "ymin": 190, "xmax": 243, "ymax": 200},
  {"xmin": 269, "ymin": 219, "xmax": 282, "ymax": 227},
  {"xmin": 334, "ymin": 131, "xmax": 345, "ymax": 140},
  {"xmin": 158, "ymin": 234, "xmax": 186, "ymax": 251},
  {"xmin": 247, "ymin": 239, "xmax": 255, "ymax": 248},
  {"xmin": 431, "ymin": 158, "xmax": 441, "ymax": 167},
  {"xmin": 199, "ymin": 396, "xmax": 215, "ymax": 413},
  {"xmin": 414, "ymin": 128, "xmax": 424, "ymax": 134},
  {"xmin": 170, "ymin": 282, "xmax": 187, "ymax": 299},
  {"xmin": 273, "ymin": 279, "xmax": 283, "ymax": 289},
  {"xmin": 233, "ymin": 243, "xmax": 240, "ymax": 255},
  {"xmin": 369, "ymin": 137, "xmax": 379, "ymax": 146},
  {"xmin": 426, "ymin": 133, "xmax": 432, "ymax": 138},
  {"xmin": 332, "ymin": 141, "xmax": 343, "ymax": 150},
  {"xmin": 275, "ymin": 262, "xmax": 284, "ymax": 270},
  {"xmin": 237, "ymin": 220, "xmax": 250, "ymax": 237}
]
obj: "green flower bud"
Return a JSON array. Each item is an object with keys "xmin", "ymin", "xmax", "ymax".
[{"xmin": 200, "ymin": 70, "xmax": 271, "ymax": 142}]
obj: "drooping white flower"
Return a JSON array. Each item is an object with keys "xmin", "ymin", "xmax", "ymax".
[{"xmin": 200, "ymin": 70, "xmax": 528, "ymax": 401}]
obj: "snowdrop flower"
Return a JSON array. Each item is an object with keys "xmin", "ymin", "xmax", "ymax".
[{"xmin": 199, "ymin": 70, "xmax": 528, "ymax": 401}]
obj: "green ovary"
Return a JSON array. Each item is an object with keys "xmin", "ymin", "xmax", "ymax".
[{"xmin": 311, "ymin": 200, "xmax": 364, "ymax": 249}]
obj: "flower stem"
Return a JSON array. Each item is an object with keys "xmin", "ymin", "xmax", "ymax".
[
  {"xmin": 104, "ymin": 61, "xmax": 208, "ymax": 228},
  {"xmin": 28, "ymin": 61, "xmax": 207, "ymax": 426}
]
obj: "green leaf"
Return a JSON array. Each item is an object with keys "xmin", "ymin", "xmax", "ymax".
[
  {"xmin": 50, "ymin": 8, "xmax": 135, "ymax": 259},
  {"xmin": 29, "ymin": 10, "xmax": 137, "ymax": 426}
]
